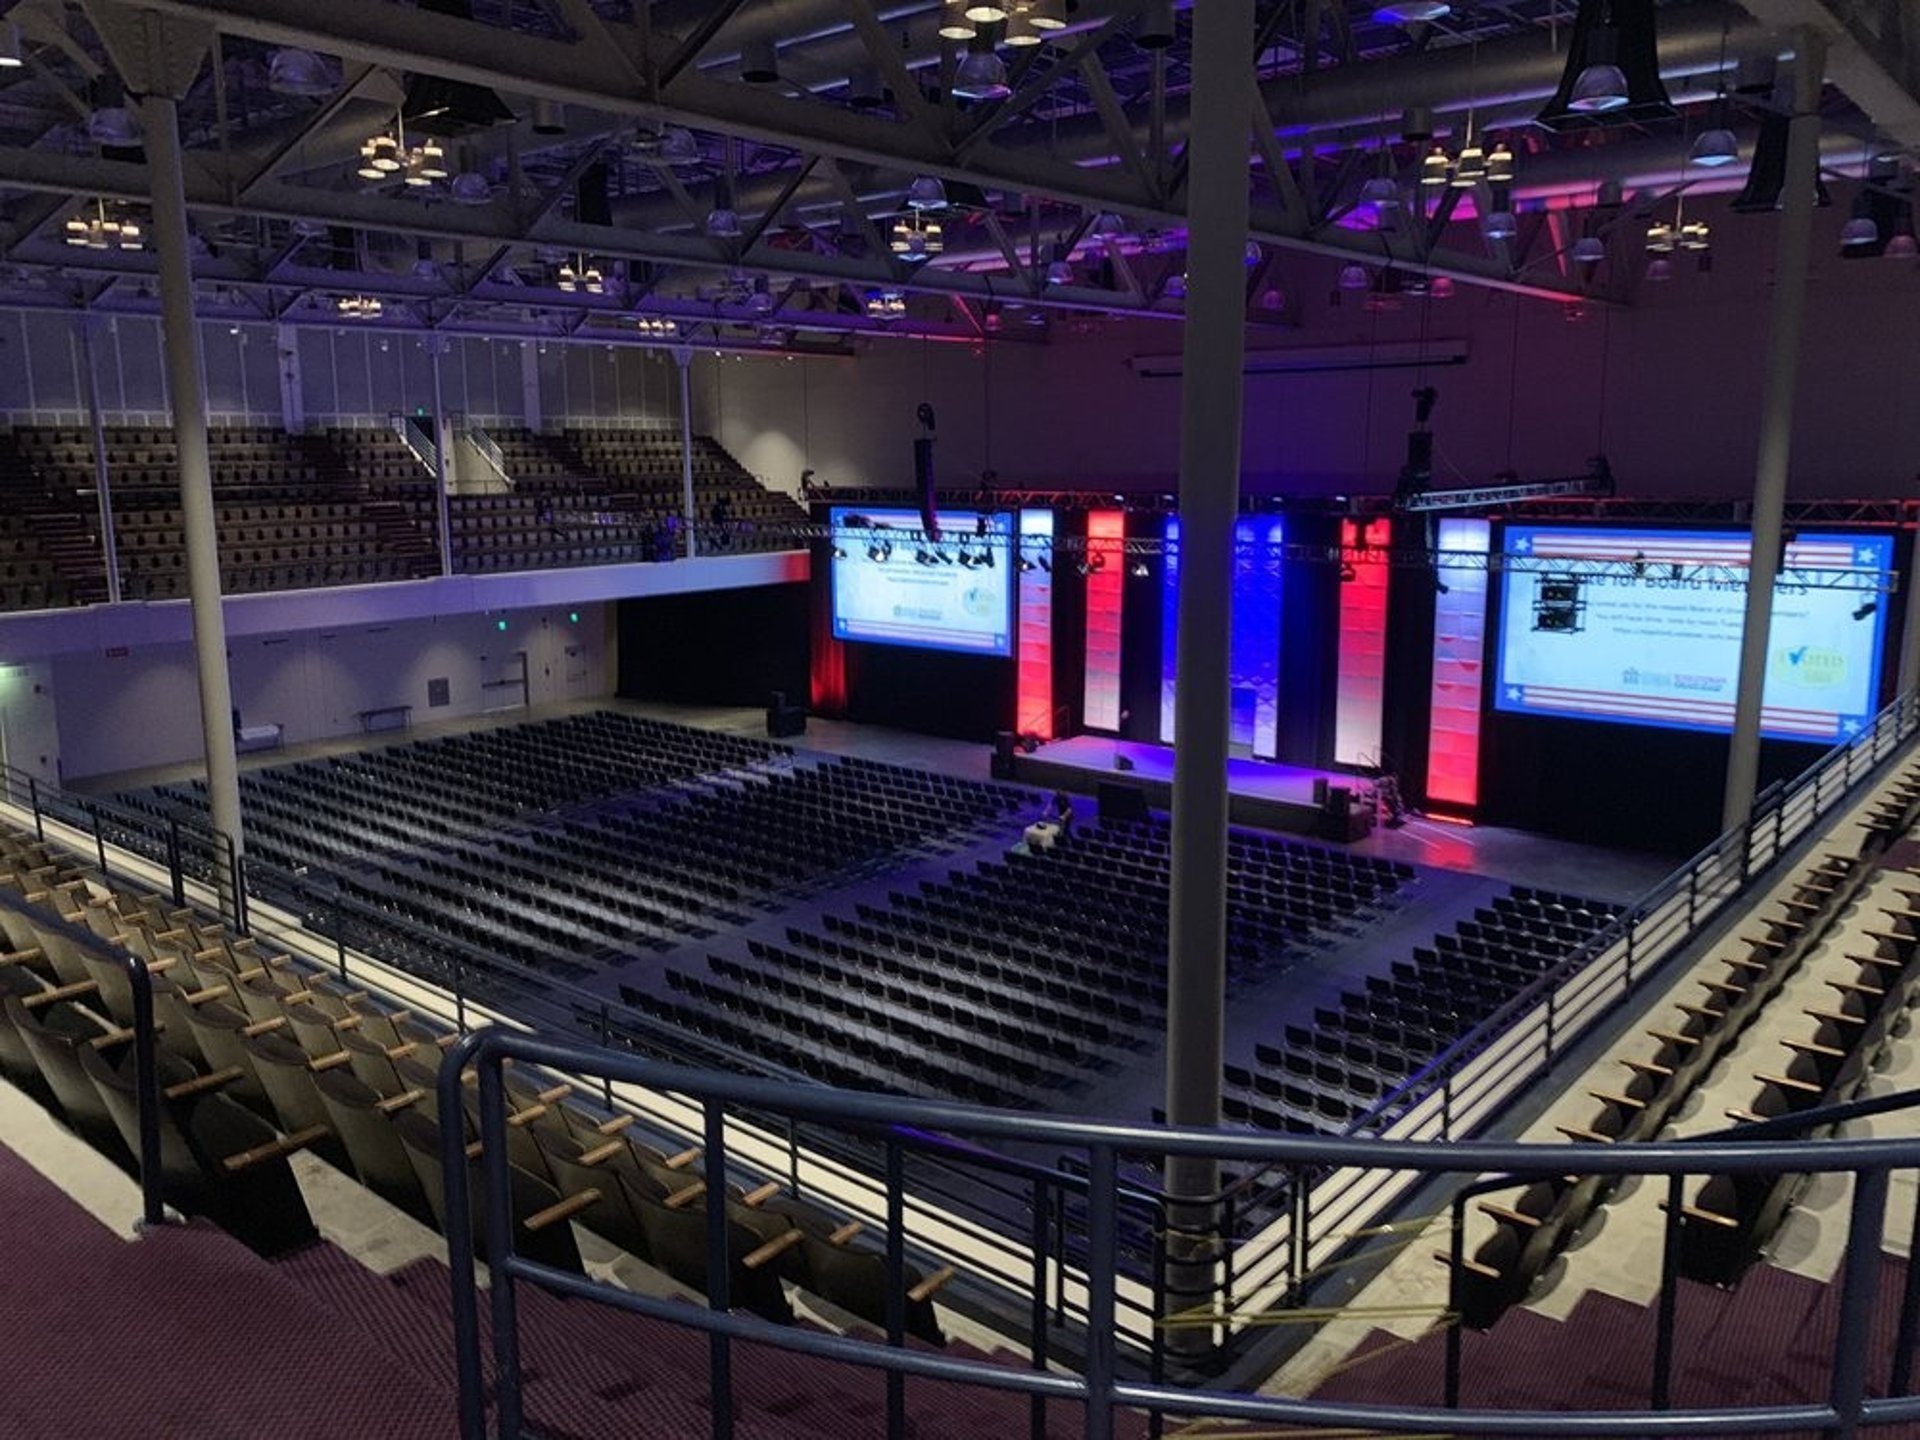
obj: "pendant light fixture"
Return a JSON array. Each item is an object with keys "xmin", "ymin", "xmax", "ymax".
[{"xmin": 1689, "ymin": 26, "xmax": 1740, "ymax": 167}]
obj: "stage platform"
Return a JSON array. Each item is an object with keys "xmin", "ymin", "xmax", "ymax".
[{"xmin": 1012, "ymin": 736, "xmax": 1362, "ymax": 840}]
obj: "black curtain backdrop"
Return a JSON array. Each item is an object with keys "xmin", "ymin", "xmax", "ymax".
[
  {"xmin": 842, "ymin": 642, "xmax": 1016, "ymax": 741},
  {"xmin": 1278, "ymin": 512, "xmax": 1341, "ymax": 769},
  {"xmin": 617, "ymin": 583, "xmax": 810, "ymax": 707}
]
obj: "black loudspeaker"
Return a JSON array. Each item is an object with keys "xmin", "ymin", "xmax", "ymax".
[
  {"xmin": 913, "ymin": 436, "xmax": 940, "ymax": 541},
  {"xmin": 1312, "ymin": 777, "xmax": 1330, "ymax": 805},
  {"xmin": 1098, "ymin": 781, "xmax": 1151, "ymax": 822},
  {"xmin": 991, "ymin": 730, "xmax": 1017, "ymax": 780},
  {"xmin": 766, "ymin": 690, "xmax": 807, "ymax": 738}
]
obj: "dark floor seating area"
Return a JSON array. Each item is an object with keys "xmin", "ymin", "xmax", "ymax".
[
  {"xmin": 640, "ymin": 816, "xmax": 1410, "ymax": 1112},
  {"xmin": 120, "ymin": 711, "xmax": 783, "ymax": 872},
  {"xmin": 1226, "ymin": 884, "xmax": 1624, "ymax": 1138}
]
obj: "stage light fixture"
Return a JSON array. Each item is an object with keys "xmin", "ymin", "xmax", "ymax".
[
  {"xmin": 1482, "ymin": 209, "xmax": 1517, "ymax": 241},
  {"xmin": 1572, "ymin": 234, "xmax": 1607, "ymax": 263},
  {"xmin": 953, "ymin": 43, "xmax": 1011, "ymax": 101},
  {"xmin": 1372, "ymin": 0, "xmax": 1450, "ymax": 22},
  {"xmin": 1360, "ymin": 174, "xmax": 1400, "ymax": 208},
  {"xmin": 1568, "ymin": 22, "xmax": 1630, "ymax": 112},
  {"xmin": 1486, "ymin": 137, "xmax": 1516, "ymax": 184},
  {"xmin": 906, "ymin": 176, "xmax": 948, "ymax": 211},
  {"xmin": 1419, "ymin": 144, "xmax": 1451, "ymax": 187},
  {"xmin": 1854, "ymin": 600, "xmax": 1879, "ymax": 621}
]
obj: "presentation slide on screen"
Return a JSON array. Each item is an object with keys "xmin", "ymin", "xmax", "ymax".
[
  {"xmin": 1495, "ymin": 527, "xmax": 1894, "ymax": 741},
  {"xmin": 829, "ymin": 507, "xmax": 1014, "ymax": 656}
]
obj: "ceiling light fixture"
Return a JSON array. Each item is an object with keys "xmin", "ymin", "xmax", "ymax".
[
  {"xmin": 557, "ymin": 255, "xmax": 606, "ymax": 294},
  {"xmin": 1371, "ymin": 0, "xmax": 1451, "ymax": 22},
  {"xmin": 953, "ymin": 42, "xmax": 1011, "ymax": 102},
  {"xmin": 267, "ymin": 47, "xmax": 334, "ymax": 97},
  {"xmin": 0, "ymin": 21, "xmax": 23, "ymax": 70},
  {"xmin": 906, "ymin": 175, "xmax": 948, "ymax": 211},
  {"xmin": 939, "ymin": 0, "xmax": 977, "ymax": 40},
  {"xmin": 64, "ymin": 199, "xmax": 145, "ymax": 252},
  {"xmin": 1137, "ymin": 0, "xmax": 1176, "ymax": 48},
  {"xmin": 1568, "ymin": 21, "xmax": 1630, "ymax": 112},
  {"xmin": 336, "ymin": 294, "xmax": 383, "ymax": 320},
  {"xmin": 1337, "ymin": 262, "xmax": 1371, "ymax": 291},
  {"xmin": 1572, "ymin": 234, "xmax": 1607, "ymax": 263},
  {"xmin": 1419, "ymin": 144, "xmax": 1450, "ymax": 187}
]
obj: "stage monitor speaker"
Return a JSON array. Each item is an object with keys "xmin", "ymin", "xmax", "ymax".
[
  {"xmin": 991, "ymin": 730, "xmax": 1017, "ymax": 780},
  {"xmin": 1098, "ymin": 781, "xmax": 1150, "ymax": 823},
  {"xmin": 766, "ymin": 690, "xmax": 807, "ymax": 738}
]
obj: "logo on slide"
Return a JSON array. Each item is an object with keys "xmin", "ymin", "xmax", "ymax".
[
  {"xmin": 1772, "ymin": 645, "xmax": 1846, "ymax": 688},
  {"xmin": 961, "ymin": 585, "xmax": 996, "ymax": 617}
]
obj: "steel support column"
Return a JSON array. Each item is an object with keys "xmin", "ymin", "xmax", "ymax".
[
  {"xmin": 431, "ymin": 342, "xmax": 455, "ymax": 578},
  {"xmin": 1723, "ymin": 34, "xmax": 1825, "ymax": 832},
  {"xmin": 143, "ymin": 90, "xmax": 243, "ymax": 900},
  {"xmin": 676, "ymin": 347, "xmax": 698, "ymax": 559},
  {"xmin": 1163, "ymin": 0, "xmax": 1254, "ymax": 1348},
  {"xmin": 76, "ymin": 317, "xmax": 121, "ymax": 606}
]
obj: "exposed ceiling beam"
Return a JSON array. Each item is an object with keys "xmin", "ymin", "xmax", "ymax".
[{"xmin": 129, "ymin": 0, "xmax": 1595, "ymax": 301}]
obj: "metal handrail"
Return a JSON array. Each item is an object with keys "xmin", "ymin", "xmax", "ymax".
[
  {"xmin": 389, "ymin": 411, "xmax": 437, "ymax": 474},
  {"xmin": 442, "ymin": 1025, "xmax": 1920, "ymax": 1440}
]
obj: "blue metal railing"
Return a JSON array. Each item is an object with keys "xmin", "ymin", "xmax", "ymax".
[{"xmin": 442, "ymin": 1025, "xmax": 1920, "ymax": 1440}]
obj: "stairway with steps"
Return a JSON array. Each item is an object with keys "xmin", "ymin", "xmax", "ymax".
[
  {"xmin": 1310, "ymin": 1253, "xmax": 1918, "ymax": 1430},
  {"xmin": 275, "ymin": 1240, "xmax": 1138, "ymax": 1439}
]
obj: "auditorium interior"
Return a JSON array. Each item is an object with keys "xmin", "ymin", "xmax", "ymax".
[{"xmin": 2, "ymin": 1, "xmax": 1920, "ymax": 1437}]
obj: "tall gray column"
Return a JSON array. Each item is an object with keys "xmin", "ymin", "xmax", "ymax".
[
  {"xmin": 143, "ymin": 90, "xmax": 243, "ymax": 898},
  {"xmin": 1898, "ymin": 528, "xmax": 1920, "ymax": 698},
  {"xmin": 1164, "ymin": 0, "xmax": 1255, "ymax": 1342},
  {"xmin": 675, "ymin": 347, "xmax": 699, "ymax": 559},
  {"xmin": 76, "ymin": 318, "xmax": 121, "ymax": 606},
  {"xmin": 1723, "ymin": 33, "xmax": 1825, "ymax": 832},
  {"xmin": 430, "ymin": 342, "xmax": 454, "ymax": 577}
]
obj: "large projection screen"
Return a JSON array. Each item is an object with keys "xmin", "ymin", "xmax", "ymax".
[
  {"xmin": 828, "ymin": 507, "xmax": 1014, "ymax": 656},
  {"xmin": 1495, "ymin": 527, "xmax": 1893, "ymax": 742}
]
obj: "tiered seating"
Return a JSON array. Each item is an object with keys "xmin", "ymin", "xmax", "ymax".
[
  {"xmin": 1231, "ymin": 885, "xmax": 1624, "ymax": 1138},
  {"xmin": 563, "ymin": 426, "xmax": 807, "ymax": 552},
  {"xmin": 1444, "ymin": 850, "xmax": 1869, "ymax": 1328},
  {"xmin": 1679, "ymin": 879, "xmax": 1920, "ymax": 1281},
  {"xmin": 0, "ymin": 813, "xmax": 964, "ymax": 1346},
  {"xmin": 646, "ymin": 817, "xmax": 1408, "ymax": 1111},
  {"xmin": 447, "ymin": 492, "xmax": 675, "ymax": 572},
  {"xmin": 13, "ymin": 423, "xmax": 436, "ymax": 597}
]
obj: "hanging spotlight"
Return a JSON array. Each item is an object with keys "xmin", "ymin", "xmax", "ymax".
[
  {"xmin": 267, "ymin": 47, "xmax": 333, "ymax": 96},
  {"xmin": 1572, "ymin": 234, "xmax": 1608, "ymax": 263},
  {"xmin": 1690, "ymin": 96, "xmax": 1741, "ymax": 167},
  {"xmin": 1372, "ymin": 0, "xmax": 1450, "ymax": 21},
  {"xmin": 1419, "ymin": 145, "xmax": 1451, "ymax": 187},
  {"xmin": 1005, "ymin": 4, "xmax": 1043, "ymax": 46},
  {"xmin": 1840, "ymin": 193, "xmax": 1880, "ymax": 247},
  {"xmin": 953, "ymin": 41, "xmax": 1011, "ymax": 101},
  {"xmin": 707, "ymin": 171, "xmax": 742, "ymax": 238},
  {"xmin": 1482, "ymin": 209, "xmax": 1517, "ymax": 241},
  {"xmin": 1360, "ymin": 174, "xmax": 1401, "ymax": 208},
  {"xmin": 1137, "ymin": 0, "xmax": 1176, "ymax": 49},
  {"xmin": 1451, "ymin": 140, "xmax": 1486, "ymax": 187},
  {"xmin": 1885, "ymin": 224, "xmax": 1919, "ymax": 259},
  {"xmin": 740, "ymin": 38, "xmax": 780, "ymax": 84},
  {"xmin": 658, "ymin": 128, "xmax": 701, "ymax": 167},
  {"xmin": 848, "ymin": 66, "xmax": 885, "ymax": 108},
  {"xmin": 964, "ymin": 0, "xmax": 1010, "ymax": 19},
  {"xmin": 1567, "ymin": 14, "xmax": 1630, "ymax": 113},
  {"xmin": 1645, "ymin": 255, "xmax": 1675, "ymax": 281},
  {"xmin": 906, "ymin": 175, "xmax": 948, "ymax": 211},
  {"xmin": 1337, "ymin": 262, "xmax": 1371, "ymax": 290},
  {"xmin": 1030, "ymin": 0, "xmax": 1067, "ymax": 30},
  {"xmin": 1485, "ymin": 137, "xmax": 1516, "ymax": 184},
  {"xmin": 938, "ymin": 0, "xmax": 978, "ymax": 40},
  {"xmin": 1045, "ymin": 243, "xmax": 1073, "ymax": 286}
]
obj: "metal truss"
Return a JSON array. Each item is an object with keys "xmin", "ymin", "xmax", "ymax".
[
  {"xmin": 739, "ymin": 522, "xmax": 1905, "ymax": 592},
  {"xmin": 113, "ymin": 0, "xmax": 1594, "ymax": 306}
]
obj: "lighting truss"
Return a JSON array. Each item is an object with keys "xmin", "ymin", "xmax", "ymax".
[{"xmin": 787, "ymin": 521, "xmax": 1902, "ymax": 592}]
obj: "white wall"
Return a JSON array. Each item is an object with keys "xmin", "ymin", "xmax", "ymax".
[
  {"xmin": 693, "ymin": 191, "xmax": 1920, "ymax": 502},
  {"xmin": 49, "ymin": 602, "xmax": 612, "ymax": 781},
  {"xmin": 0, "ymin": 659, "xmax": 59, "ymax": 786}
]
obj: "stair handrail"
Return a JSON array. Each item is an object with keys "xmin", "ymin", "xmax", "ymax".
[
  {"xmin": 442, "ymin": 1023, "xmax": 1920, "ymax": 1440},
  {"xmin": 388, "ymin": 410, "xmax": 438, "ymax": 474},
  {"xmin": 459, "ymin": 420, "xmax": 513, "ymax": 489}
]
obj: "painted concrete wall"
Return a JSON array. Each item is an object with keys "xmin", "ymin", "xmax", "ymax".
[
  {"xmin": 692, "ymin": 193, "xmax": 1920, "ymax": 502},
  {"xmin": 48, "ymin": 603, "xmax": 611, "ymax": 781}
]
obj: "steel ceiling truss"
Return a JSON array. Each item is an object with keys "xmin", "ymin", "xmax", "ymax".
[{"xmin": 111, "ymin": 0, "xmax": 1596, "ymax": 308}]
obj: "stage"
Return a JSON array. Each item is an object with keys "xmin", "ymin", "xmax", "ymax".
[{"xmin": 1011, "ymin": 736, "xmax": 1369, "ymax": 840}]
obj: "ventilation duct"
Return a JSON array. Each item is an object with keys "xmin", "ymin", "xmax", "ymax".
[
  {"xmin": 1535, "ymin": 0, "xmax": 1675, "ymax": 132},
  {"xmin": 404, "ymin": 0, "xmax": 514, "ymax": 134},
  {"xmin": 1730, "ymin": 97, "xmax": 1831, "ymax": 212},
  {"xmin": 576, "ymin": 162, "xmax": 612, "ymax": 228}
]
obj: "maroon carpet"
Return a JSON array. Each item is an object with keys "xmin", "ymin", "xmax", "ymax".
[{"xmin": 0, "ymin": 1143, "xmax": 455, "ymax": 1437}]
